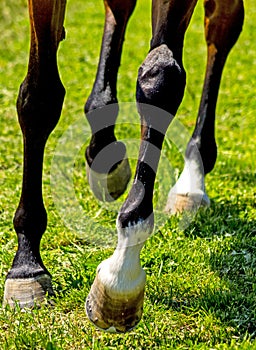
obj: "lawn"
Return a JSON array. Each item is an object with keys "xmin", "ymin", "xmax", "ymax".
[{"xmin": 0, "ymin": 0, "xmax": 255, "ymax": 349}]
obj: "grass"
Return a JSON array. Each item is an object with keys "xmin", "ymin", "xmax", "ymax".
[{"xmin": 0, "ymin": 0, "xmax": 255, "ymax": 348}]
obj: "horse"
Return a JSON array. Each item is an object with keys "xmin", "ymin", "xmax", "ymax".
[{"xmin": 3, "ymin": 0, "xmax": 244, "ymax": 333}]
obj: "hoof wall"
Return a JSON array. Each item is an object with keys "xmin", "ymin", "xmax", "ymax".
[
  {"xmin": 86, "ymin": 155, "xmax": 131, "ymax": 202},
  {"xmin": 86, "ymin": 274, "xmax": 144, "ymax": 333},
  {"xmin": 165, "ymin": 192, "xmax": 210, "ymax": 215},
  {"xmin": 86, "ymin": 296, "xmax": 142, "ymax": 333},
  {"xmin": 3, "ymin": 274, "xmax": 54, "ymax": 309}
]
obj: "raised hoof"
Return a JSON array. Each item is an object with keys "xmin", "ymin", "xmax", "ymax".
[
  {"xmin": 86, "ymin": 156, "xmax": 131, "ymax": 202},
  {"xmin": 86, "ymin": 273, "xmax": 144, "ymax": 333},
  {"xmin": 165, "ymin": 192, "xmax": 210, "ymax": 215},
  {"xmin": 3, "ymin": 274, "xmax": 54, "ymax": 309}
]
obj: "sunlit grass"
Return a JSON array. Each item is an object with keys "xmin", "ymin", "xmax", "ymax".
[{"xmin": 0, "ymin": 0, "xmax": 255, "ymax": 348}]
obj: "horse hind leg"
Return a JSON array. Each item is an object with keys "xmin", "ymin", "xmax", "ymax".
[
  {"xmin": 3, "ymin": 0, "xmax": 66, "ymax": 308},
  {"xmin": 165, "ymin": 0, "xmax": 244, "ymax": 214},
  {"xmin": 85, "ymin": 0, "xmax": 136, "ymax": 202}
]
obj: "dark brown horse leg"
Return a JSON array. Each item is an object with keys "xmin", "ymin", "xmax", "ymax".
[
  {"xmin": 86, "ymin": 0, "xmax": 198, "ymax": 333},
  {"xmin": 85, "ymin": 0, "xmax": 136, "ymax": 202},
  {"xmin": 166, "ymin": 0, "xmax": 244, "ymax": 214},
  {"xmin": 3, "ymin": 0, "xmax": 66, "ymax": 308}
]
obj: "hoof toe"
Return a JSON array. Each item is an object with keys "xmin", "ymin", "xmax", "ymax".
[
  {"xmin": 3, "ymin": 274, "xmax": 54, "ymax": 309},
  {"xmin": 165, "ymin": 192, "xmax": 210, "ymax": 215},
  {"xmin": 86, "ymin": 274, "xmax": 144, "ymax": 333}
]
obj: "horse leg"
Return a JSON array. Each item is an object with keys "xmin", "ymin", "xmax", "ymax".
[
  {"xmin": 3, "ymin": 0, "xmax": 66, "ymax": 308},
  {"xmin": 85, "ymin": 0, "xmax": 136, "ymax": 202},
  {"xmin": 86, "ymin": 0, "xmax": 198, "ymax": 333},
  {"xmin": 165, "ymin": 0, "xmax": 244, "ymax": 214}
]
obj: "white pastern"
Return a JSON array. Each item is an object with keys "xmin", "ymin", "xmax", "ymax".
[
  {"xmin": 173, "ymin": 158, "xmax": 205, "ymax": 194},
  {"xmin": 96, "ymin": 217, "xmax": 154, "ymax": 297},
  {"xmin": 168, "ymin": 158, "xmax": 210, "ymax": 201},
  {"xmin": 165, "ymin": 157, "xmax": 210, "ymax": 214},
  {"xmin": 96, "ymin": 247, "xmax": 146, "ymax": 299}
]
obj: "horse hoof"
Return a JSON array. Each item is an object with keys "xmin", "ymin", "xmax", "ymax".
[
  {"xmin": 86, "ymin": 154, "xmax": 131, "ymax": 202},
  {"xmin": 3, "ymin": 274, "xmax": 54, "ymax": 309},
  {"xmin": 86, "ymin": 269, "xmax": 145, "ymax": 333},
  {"xmin": 165, "ymin": 192, "xmax": 210, "ymax": 214}
]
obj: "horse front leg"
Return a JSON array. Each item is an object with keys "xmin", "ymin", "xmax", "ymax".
[
  {"xmin": 85, "ymin": 0, "xmax": 136, "ymax": 202},
  {"xmin": 3, "ymin": 0, "xmax": 66, "ymax": 308},
  {"xmin": 86, "ymin": 0, "xmax": 198, "ymax": 333},
  {"xmin": 166, "ymin": 0, "xmax": 244, "ymax": 214}
]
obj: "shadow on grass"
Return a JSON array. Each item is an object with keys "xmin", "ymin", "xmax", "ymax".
[
  {"xmin": 189, "ymin": 201, "xmax": 256, "ymax": 338},
  {"xmin": 147, "ymin": 200, "xmax": 256, "ymax": 340}
]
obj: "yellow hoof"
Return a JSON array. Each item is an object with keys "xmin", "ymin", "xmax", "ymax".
[{"xmin": 3, "ymin": 274, "xmax": 53, "ymax": 309}]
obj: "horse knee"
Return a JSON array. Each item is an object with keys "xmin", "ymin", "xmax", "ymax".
[
  {"xmin": 17, "ymin": 76, "xmax": 65, "ymax": 141},
  {"xmin": 136, "ymin": 44, "xmax": 186, "ymax": 116}
]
